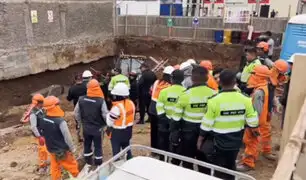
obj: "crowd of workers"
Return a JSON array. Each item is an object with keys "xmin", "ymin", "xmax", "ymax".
[{"xmin": 23, "ymin": 32, "xmax": 294, "ymax": 179}]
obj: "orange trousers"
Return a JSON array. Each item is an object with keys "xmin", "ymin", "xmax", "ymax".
[
  {"xmin": 242, "ymin": 113, "xmax": 272, "ymax": 168},
  {"xmin": 50, "ymin": 152, "xmax": 79, "ymax": 180},
  {"xmin": 37, "ymin": 138, "xmax": 49, "ymax": 168}
]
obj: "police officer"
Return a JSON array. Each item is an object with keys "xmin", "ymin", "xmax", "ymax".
[
  {"xmin": 108, "ymin": 68, "xmax": 130, "ymax": 92},
  {"xmin": 41, "ymin": 96, "xmax": 79, "ymax": 180},
  {"xmin": 149, "ymin": 66, "xmax": 174, "ymax": 149},
  {"xmin": 74, "ymin": 79, "xmax": 108, "ymax": 166},
  {"xmin": 238, "ymin": 48, "xmax": 261, "ymax": 94},
  {"xmin": 29, "ymin": 94, "xmax": 49, "ymax": 174},
  {"xmin": 197, "ymin": 70, "xmax": 259, "ymax": 179},
  {"xmin": 171, "ymin": 66, "xmax": 216, "ymax": 170},
  {"xmin": 156, "ymin": 69, "xmax": 185, "ymax": 161},
  {"xmin": 106, "ymin": 83, "xmax": 136, "ymax": 159}
]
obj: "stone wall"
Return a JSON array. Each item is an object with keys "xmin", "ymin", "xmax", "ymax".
[{"xmin": 0, "ymin": 0, "xmax": 115, "ymax": 80}]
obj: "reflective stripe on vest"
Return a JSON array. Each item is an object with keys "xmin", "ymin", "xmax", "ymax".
[
  {"xmin": 113, "ymin": 100, "xmax": 135, "ymax": 129},
  {"xmin": 252, "ymin": 86, "xmax": 269, "ymax": 125},
  {"xmin": 151, "ymin": 80, "xmax": 171, "ymax": 102}
]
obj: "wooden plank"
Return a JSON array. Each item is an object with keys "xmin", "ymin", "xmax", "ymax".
[
  {"xmin": 272, "ymin": 98, "xmax": 306, "ymax": 180},
  {"xmin": 280, "ymin": 55, "xmax": 306, "ymax": 156}
]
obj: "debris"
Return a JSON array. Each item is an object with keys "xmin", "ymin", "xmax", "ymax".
[{"xmin": 10, "ymin": 161, "xmax": 18, "ymax": 168}]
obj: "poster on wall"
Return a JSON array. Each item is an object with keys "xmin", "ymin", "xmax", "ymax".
[
  {"xmin": 248, "ymin": 0, "xmax": 269, "ymax": 3},
  {"xmin": 223, "ymin": 6, "xmax": 250, "ymax": 23},
  {"xmin": 30, "ymin": 10, "xmax": 38, "ymax": 24}
]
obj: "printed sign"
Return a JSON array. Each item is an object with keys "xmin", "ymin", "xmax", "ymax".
[
  {"xmin": 31, "ymin": 10, "xmax": 38, "ymax": 24},
  {"xmin": 47, "ymin": 10, "xmax": 53, "ymax": 23},
  {"xmin": 193, "ymin": 17, "xmax": 199, "ymax": 26},
  {"xmin": 224, "ymin": 6, "xmax": 250, "ymax": 23},
  {"xmin": 167, "ymin": 18, "xmax": 173, "ymax": 27}
]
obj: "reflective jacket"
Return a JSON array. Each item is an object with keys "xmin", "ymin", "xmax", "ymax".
[
  {"xmin": 241, "ymin": 59, "xmax": 261, "ymax": 83},
  {"xmin": 200, "ymin": 89, "xmax": 258, "ymax": 150},
  {"xmin": 108, "ymin": 74, "xmax": 130, "ymax": 91},
  {"xmin": 149, "ymin": 80, "xmax": 171, "ymax": 115}
]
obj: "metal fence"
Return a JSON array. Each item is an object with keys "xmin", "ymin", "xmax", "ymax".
[{"xmin": 114, "ymin": 15, "xmax": 288, "ymax": 44}]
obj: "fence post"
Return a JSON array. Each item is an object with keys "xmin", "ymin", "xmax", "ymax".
[
  {"xmin": 145, "ymin": 4, "xmax": 148, "ymax": 36},
  {"xmin": 125, "ymin": 4, "xmax": 128, "ymax": 35}
]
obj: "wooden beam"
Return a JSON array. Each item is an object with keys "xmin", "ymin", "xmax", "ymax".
[
  {"xmin": 280, "ymin": 55, "xmax": 306, "ymax": 155},
  {"xmin": 272, "ymin": 98, "xmax": 306, "ymax": 180}
]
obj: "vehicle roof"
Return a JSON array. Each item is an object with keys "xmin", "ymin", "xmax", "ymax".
[
  {"xmin": 107, "ymin": 156, "xmax": 222, "ymax": 180},
  {"xmin": 289, "ymin": 14, "xmax": 306, "ymax": 24}
]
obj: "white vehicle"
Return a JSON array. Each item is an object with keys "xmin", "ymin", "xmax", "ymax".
[{"xmin": 77, "ymin": 145, "xmax": 255, "ymax": 180}]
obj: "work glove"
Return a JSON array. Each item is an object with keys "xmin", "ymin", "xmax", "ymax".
[
  {"xmin": 38, "ymin": 136, "xmax": 45, "ymax": 146},
  {"xmin": 105, "ymin": 127, "xmax": 113, "ymax": 139},
  {"xmin": 250, "ymin": 128, "xmax": 260, "ymax": 137},
  {"xmin": 169, "ymin": 132, "xmax": 180, "ymax": 146}
]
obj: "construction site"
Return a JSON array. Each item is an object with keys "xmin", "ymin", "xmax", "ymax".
[{"xmin": 0, "ymin": 0, "xmax": 306, "ymax": 180}]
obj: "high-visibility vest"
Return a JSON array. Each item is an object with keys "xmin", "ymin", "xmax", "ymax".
[
  {"xmin": 241, "ymin": 59, "xmax": 261, "ymax": 83},
  {"xmin": 151, "ymin": 80, "xmax": 171, "ymax": 102},
  {"xmin": 252, "ymin": 86, "xmax": 269, "ymax": 125},
  {"xmin": 112, "ymin": 99, "xmax": 135, "ymax": 129}
]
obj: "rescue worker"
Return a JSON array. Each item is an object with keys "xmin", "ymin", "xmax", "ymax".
[
  {"xmin": 265, "ymin": 31, "xmax": 275, "ymax": 60},
  {"xmin": 237, "ymin": 65, "xmax": 273, "ymax": 171},
  {"xmin": 129, "ymin": 70, "xmax": 138, "ymax": 108},
  {"xmin": 138, "ymin": 64, "xmax": 157, "ymax": 124},
  {"xmin": 180, "ymin": 61, "xmax": 193, "ymax": 88},
  {"xmin": 200, "ymin": 60, "xmax": 219, "ymax": 91},
  {"xmin": 238, "ymin": 48, "xmax": 261, "ymax": 94},
  {"xmin": 74, "ymin": 79, "xmax": 108, "ymax": 166},
  {"xmin": 171, "ymin": 66, "xmax": 216, "ymax": 170},
  {"xmin": 108, "ymin": 68, "xmax": 130, "ymax": 92},
  {"xmin": 197, "ymin": 69, "xmax": 259, "ymax": 179},
  {"xmin": 67, "ymin": 70, "xmax": 93, "ymax": 142},
  {"xmin": 149, "ymin": 66, "xmax": 174, "ymax": 149},
  {"xmin": 256, "ymin": 41, "xmax": 273, "ymax": 68},
  {"xmin": 156, "ymin": 69, "xmax": 185, "ymax": 161},
  {"xmin": 106, "ymin": 83, "xmax": 136, "ymax": 159},
  {"xmin": 173, "ymin": 64, "xmax": 180, "ymax": 70},
  {"xmin": 280, "ymin": 57, "xmax": 294, "ymax": 128},
  {"xmin": 41, "ymin": 96, "xmax": 79, "ymax": 180},
  {"xmin": 29, "ymin": 94, "xmax": 49, "ymax": 174}
]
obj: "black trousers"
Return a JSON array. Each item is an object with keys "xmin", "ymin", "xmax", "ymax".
[
  {"xmin": 150, "ymin": 115, "xmax": 159, "ymax": 149},
  {"xmin": 211, "ymin": 148, "xmax": 239, "ymax": 180},
  {"xmin": 139, "ymin": 94, "xmax": 151, "ymax": 123},
  {"xmin": 83, "ymin": 133, "xmax": 103, "ymax": 165},
  {"xmin": 157, "ymin": 130, "xmax": 170, "ymax": 160},
  {"xmin": 111, "ymin": 139, "xmax": 132, "ymax": 160},
  {"xmin": 180, "ymin": 131, "xmax": 199, "ymax": 170}
]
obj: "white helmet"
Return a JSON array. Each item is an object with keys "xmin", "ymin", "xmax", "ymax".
[
  {"xmin": 179, "ymin": 62, "xmax": 191, "ymax": 70},
  {"xmin": 163, "ymin": 66, "xmax": 175, "ymax": 75},
  {"xmin": 186, "ymin": 59, "xmax": 196, "ymax": 64},
  {"xmin": 111, "ymin": 83, "xmax": 130, "ymax": 96},
  {"xmin": 82, "ymin": 70, "xmax": 93, "ymax": 78}
]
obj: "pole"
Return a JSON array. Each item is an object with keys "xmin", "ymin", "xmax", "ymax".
[
  {"xmin": 113, "ymin": 0, "xmax": 116, "ymax": 36},
  {"xmin": 288, "ymin": 5, "xmax": 292, "ymax": 18},
  {"xmin": 125, "ymin": 4, "xmax": 128, "ymax": 35},
  {"xmin": 255, "ymin": 0, "xmax": 260, "ymax": 16},
  {"xmin": 169, "ymin": 3, "xmax": 173, "ymax": 38},
  {"xmin": 145, "ymin": 4, "xmax": 148, "ymax": 36}
]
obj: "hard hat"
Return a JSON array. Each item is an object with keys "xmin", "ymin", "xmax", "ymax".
[
  {"xmin": 163, "ymin": 66, "xmax": 175, "ymax": 75},
  {"xmin": 199, "ymin": 60, "xmax": 213, "ymax": 70},
  {"xmin": 253, "ymin": 65, "xmax": 271, "ymax": 77},
  {"xmin": 87, "ymin": 79, "xmax": 100, "ymax": 89},
  {"xmin": 256, "ymin": 41, "xmax": 269, "ymax": 52},
  {"xmin": 32, "ymin": 94, "xmax": 44, "ymax": 105},
  {"xmin": 173, "ymin": 64, "xmax": 180, "ymax": 70},
  {"xmin": 43, "ymin": 96, "xmax": 60, "ymax": 110},
  {"xmin": 179, "ymin": 62, "xmax": 191, "ymax": 70},
  {"xmin": 82, "ymin": 70, "xmax": 93, "ymax": 78},
  {"xmin": 274, "ymin": 59, "xmax": 289, "ymax": 73},
  {"xmin": 111, "ymin": 83, "xmax": 130, "ymax": 96},
  {"xmin": 186, "ymin": 59, "xmax": 196, "ymax": 64}
]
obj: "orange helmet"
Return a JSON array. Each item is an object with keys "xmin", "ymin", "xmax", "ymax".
[
  {"xmin": 200, "ymin": 60, "xmax": 213, "ymax": 70},
  {"xmin": 43, "ymin": 96, "xmax": 60, "ymax": 110},
  {"xmin": 253, "ymin": 65, "xmax": 271, "ymax": 77},
  {"xmin": 274, "ymin": 59, "xmax": 289, "ymax": 74},
  {"xmin": 257, "ymin": 41, "xmax": 269, "ymax": 52},
  {"xmin": 173, "ymin": 64, "xmax": 180, "ymax": 70},
  {"xmin": 32, "ymin": 94, "xmax": 44, "ymax": 105}
]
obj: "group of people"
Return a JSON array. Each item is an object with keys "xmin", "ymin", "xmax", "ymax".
[{"xmin": 24, "ymin": 39, "xmax": 293, "ymax": 179}]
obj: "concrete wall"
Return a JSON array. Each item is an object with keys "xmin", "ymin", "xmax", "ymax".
[{"xmin": 0, "ymin": 0, "xmax": 115, "ymax": 80}]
